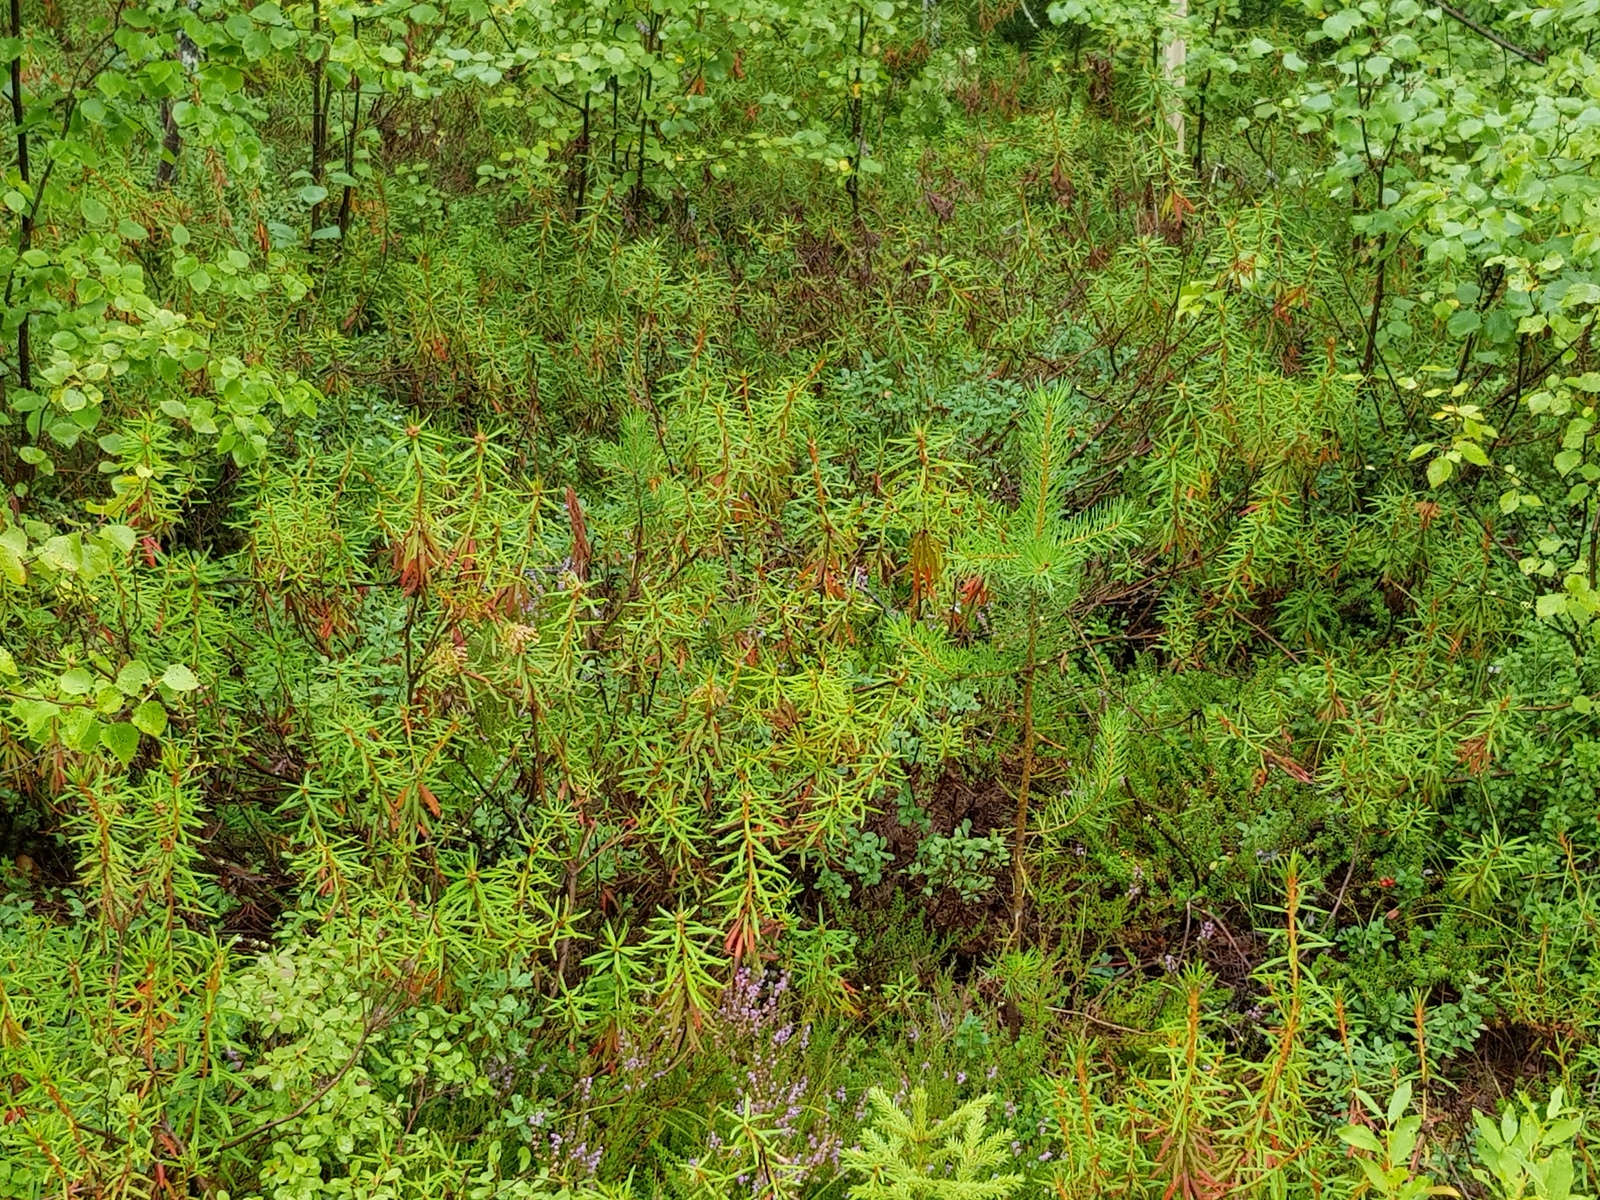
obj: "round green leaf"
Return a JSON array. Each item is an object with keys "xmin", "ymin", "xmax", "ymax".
[
  {"xmin": 102, "ymin": 721, "xmax": 140, "ymax": 765},
  {"xmin": 132, "ymin": 700, "xmax": 168, "ymax": 737},
  {"xmin": 161, "ymin": 663, "xmax": 200, "ymax": 692},
  {"xmin": 115, "ymin": 660, "xmax": 152, "ymax": 695}
]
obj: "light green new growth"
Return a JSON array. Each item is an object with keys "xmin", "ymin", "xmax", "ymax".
[{"xmin": 843, "ymin": 1088, "xmax": 1023, "ymax": 1200}]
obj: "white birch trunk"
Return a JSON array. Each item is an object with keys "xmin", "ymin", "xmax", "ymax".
[{"xmin": 1164, "ymin": 0, "xmax": 1187, "ymax": 156}]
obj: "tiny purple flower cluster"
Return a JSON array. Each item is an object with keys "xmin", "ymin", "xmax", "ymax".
[
  {"xmin": 705, "ymin": 966, "xmax": 842, "ymax": 1195},
  {"xmin": 520, "ymin": 1082, "xmax": 604, "ymax": 1179},
  {"xmin": 484, "ymin": 1055, "xmax": 516, "ymax": 1092},
  {"xmin": 616, "ymin": 1035, "xmax": 673, "ymax": 1093}
]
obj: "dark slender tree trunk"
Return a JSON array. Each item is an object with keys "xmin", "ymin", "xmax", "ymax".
[
  {"xmin": 309, "ymin": 0, "xmax": 328, "ymax": 239},
  {"xmin": 335, "ymin": 25, "xmax": 361, "ymax": 238},
  {"xmin": 9, "ymin": 0, "xmax": 30, "ymax": 393},
  {"xmin": 155, "ymin": 98, "xmax": 182, "ymax": 188},
  {"xmin": 847, "ymin": 4, "xmax": 866, "ymax": 217}
]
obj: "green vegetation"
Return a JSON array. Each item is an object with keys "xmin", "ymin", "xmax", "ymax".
[{"xmin": 4, "ymin": 0, "xmax": 1600, "ymax": 1196}]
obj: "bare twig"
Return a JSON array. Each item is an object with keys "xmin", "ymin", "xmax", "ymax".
[{"xmin": 1437, "ymin": 2, "xmax": 1545, "ymax": 64}]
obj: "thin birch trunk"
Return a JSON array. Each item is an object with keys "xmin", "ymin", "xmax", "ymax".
[{"xmin": 1165, "ymin": 0, "xmax": 1187, "ymax": 155}]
